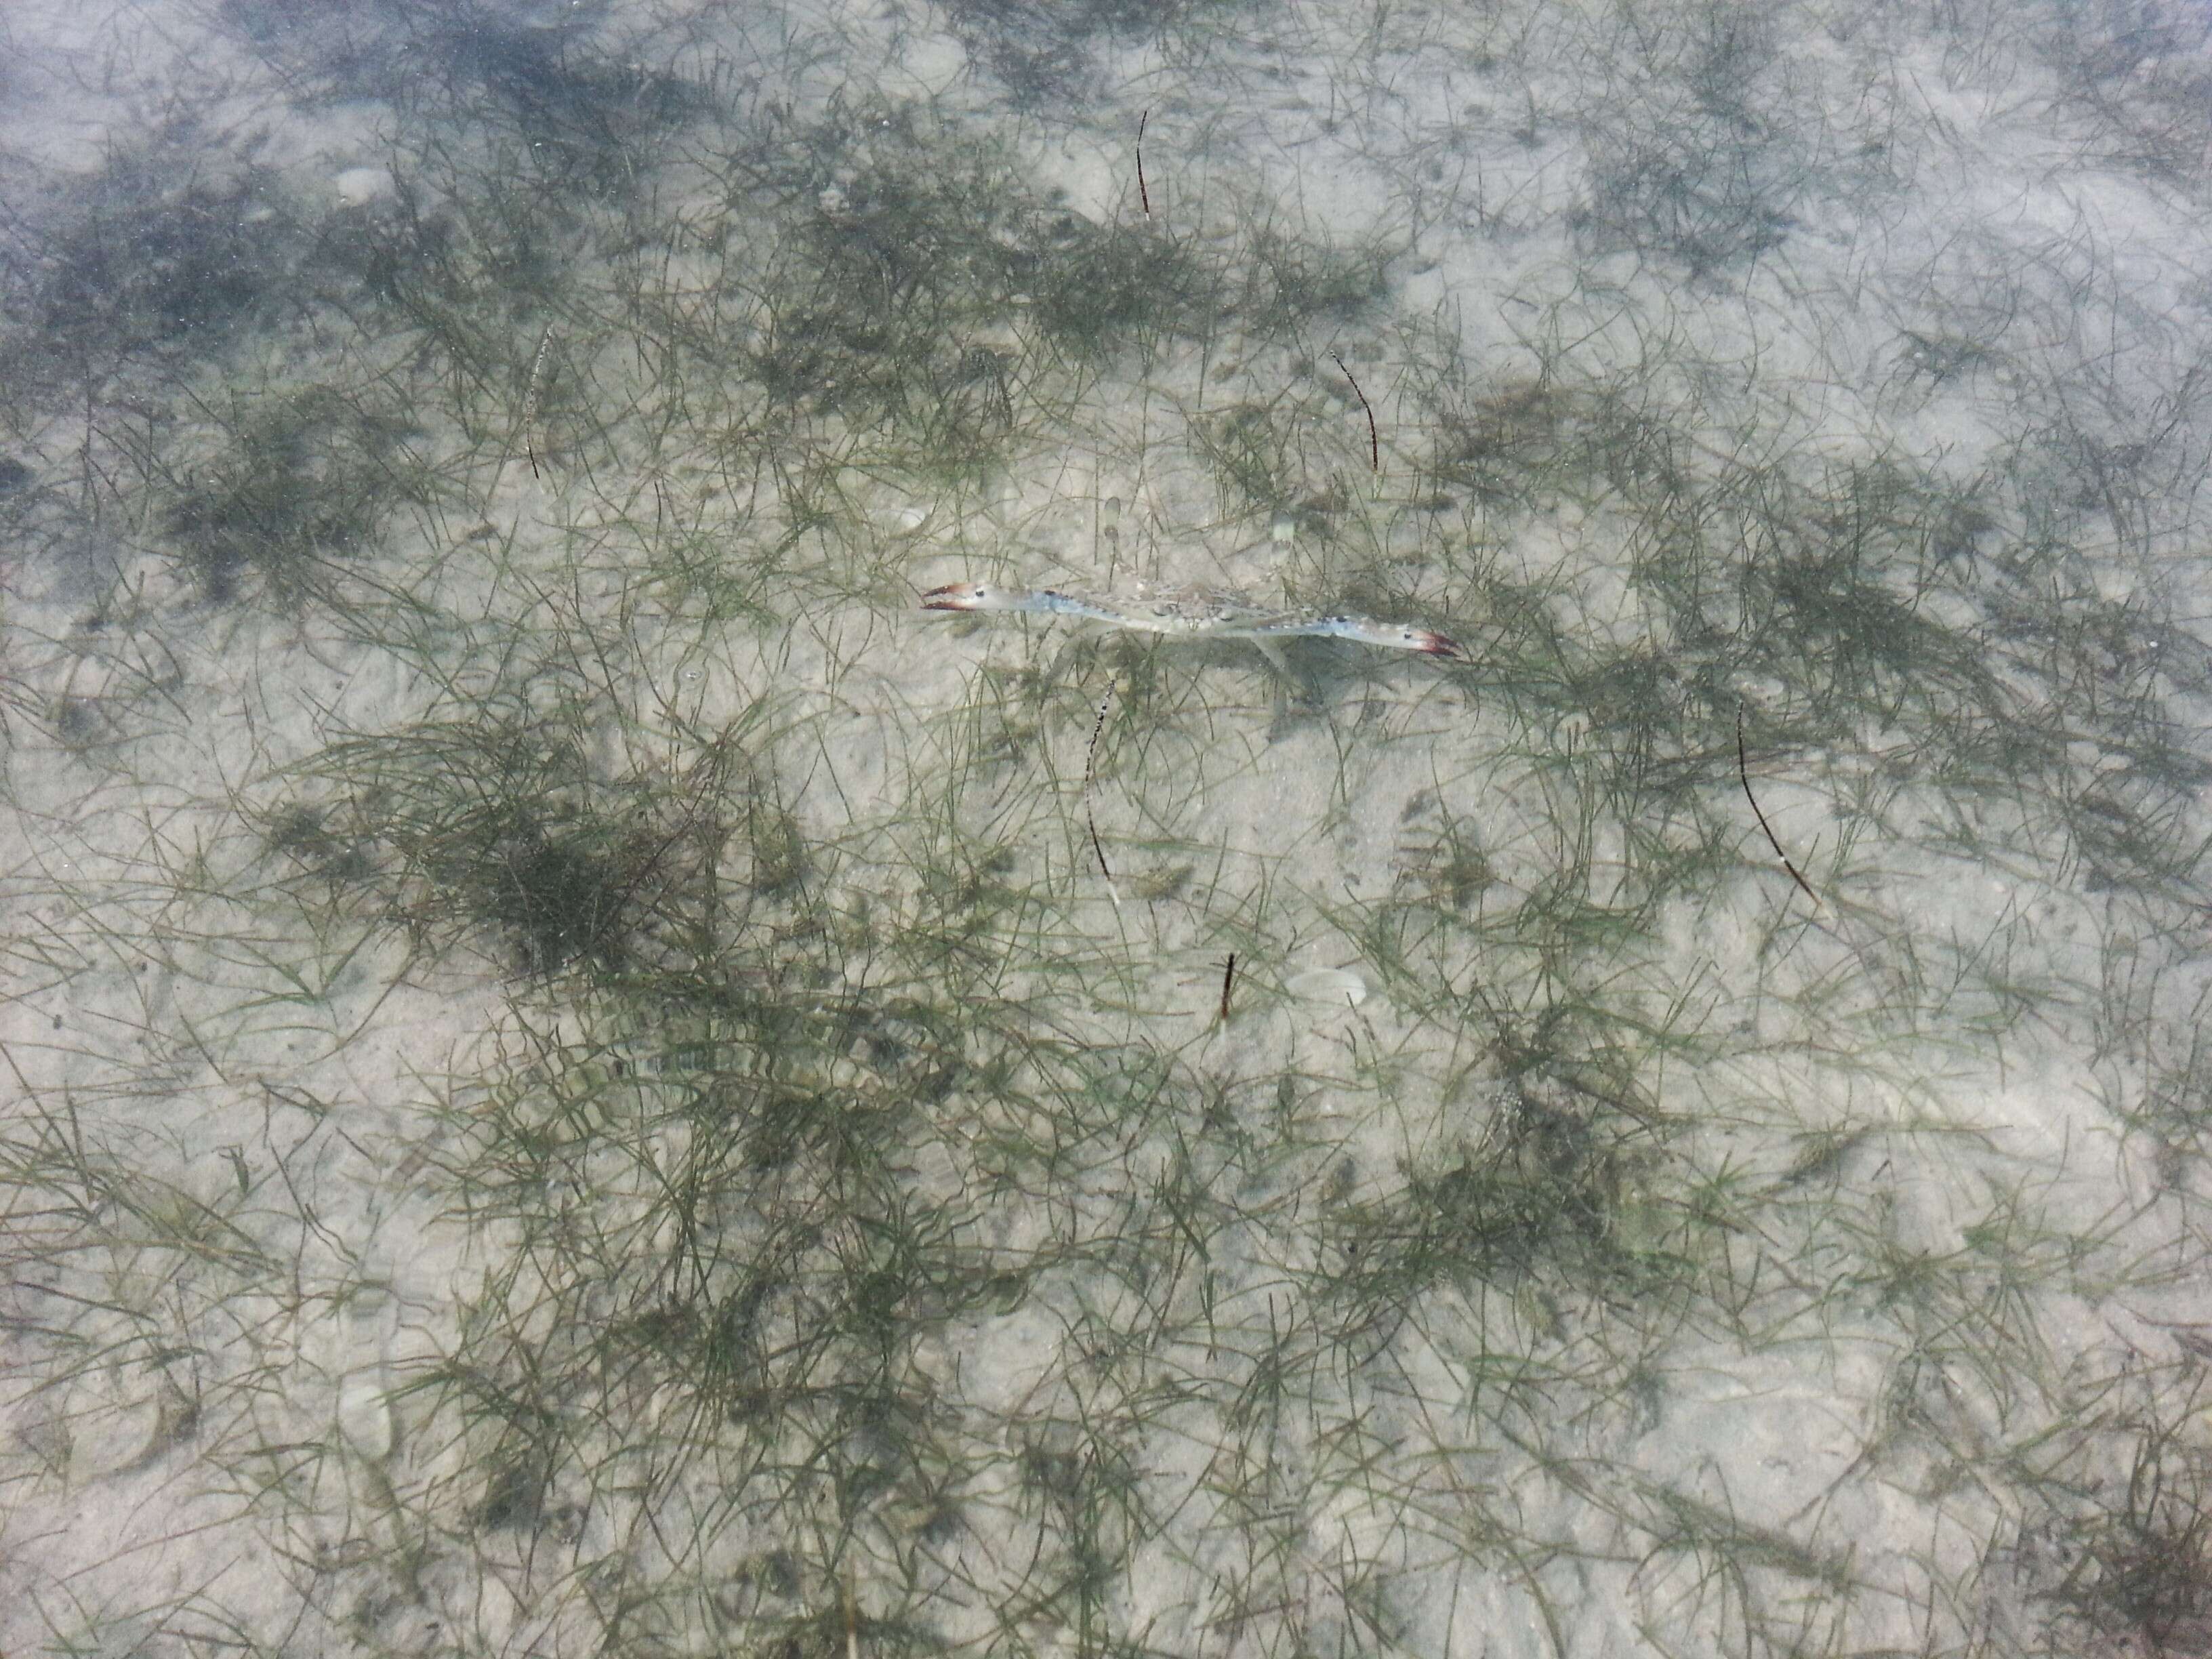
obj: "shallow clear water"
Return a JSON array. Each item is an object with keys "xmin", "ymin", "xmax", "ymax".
[{"xmin": 3, "ymin": 1, "xmax": 2212, "ymax": 1654}]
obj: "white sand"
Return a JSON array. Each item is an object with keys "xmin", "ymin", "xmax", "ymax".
[{"xmin": 3, "ymin": 0, "xmax": 2211, "ymax": 1655}]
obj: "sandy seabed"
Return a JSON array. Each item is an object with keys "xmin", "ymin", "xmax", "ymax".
[{"xmin": 4, "ymin": 0, "xmax": 2212, "ymax": 1654}]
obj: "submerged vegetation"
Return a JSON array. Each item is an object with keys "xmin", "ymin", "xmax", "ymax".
[{"xmin": 3, "ymin": 0, "xmax": 2212, "ymax": 1654}]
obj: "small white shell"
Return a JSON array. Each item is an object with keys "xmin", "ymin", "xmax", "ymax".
[
  {"xmin": 872, "ymin": 501, "xmax": 935, "ymax": 537},
  {"xmin": 332, "ymin": 166, "xmax": 394, "ymax": 207},
  {"xmin": 1286, "ymin": 967, "xmax": 1368, "ymax": 1006},
  {"xmin": 338, "ymin": 1378, "xmax": 395, "ymax": 1460}
]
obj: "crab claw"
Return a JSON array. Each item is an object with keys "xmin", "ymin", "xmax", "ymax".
[
  {"xmin": 920, "ymin": 582, "xmax": 985, "ymax": 611},
  {"xmin": 1412, "ymin": 629, "xmax": 1466, "ymax": 660}
]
